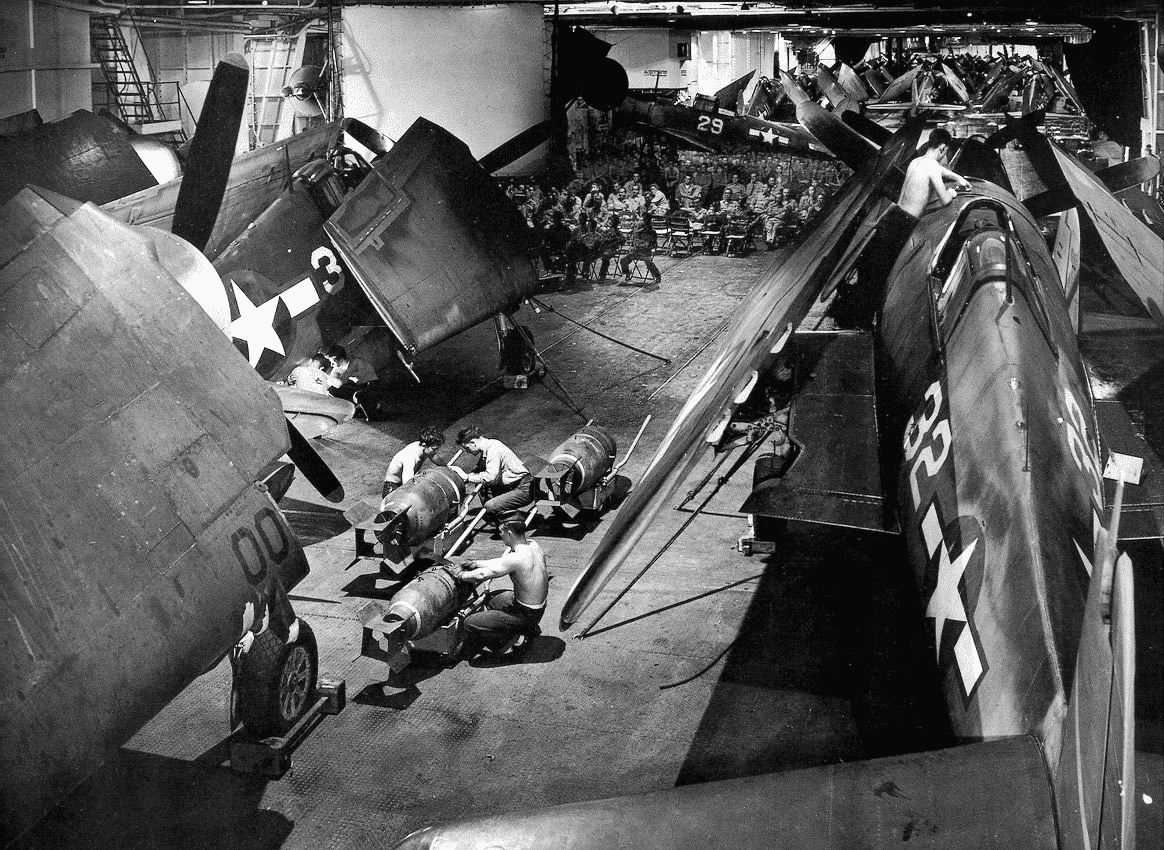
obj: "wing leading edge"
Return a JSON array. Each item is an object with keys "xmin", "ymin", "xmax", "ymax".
[
  {"xmin": 391, "ymin": 737, "xmax": 1057, "ymax": 850},
  {"xmin": 559, "ymin": 121, "xmax": 922, "ymax": 628}
]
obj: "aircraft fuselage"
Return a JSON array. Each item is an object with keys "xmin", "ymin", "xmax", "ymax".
[
  {"xmin": 874, "ymin": 184, "xmax": 1101, "ymax": 761},
  {"xmin": 617, "ymin": 95, "xmax": 827, "ymax": 157}
]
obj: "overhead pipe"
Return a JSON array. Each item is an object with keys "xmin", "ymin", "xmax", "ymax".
[{"xmin": 92, "ymin": 0, "xmax": 318, "ymax": 9}]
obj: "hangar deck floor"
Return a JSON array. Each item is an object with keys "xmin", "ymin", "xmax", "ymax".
[{"xmin": 14, "ymin": 248, "xmax": 1162, "ymax": 849}]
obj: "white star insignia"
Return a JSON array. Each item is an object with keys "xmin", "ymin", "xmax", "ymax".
[
  {"xmin": 759, "ymin": 127, "xmax": 777, "ymax": 145},
  {"xmin": 229, "ymin": 282, "xmax": 285, "ymax": 367},
  {"xmin": 921, "ymin": 504, "xmax": 984, "ymax": 694}
]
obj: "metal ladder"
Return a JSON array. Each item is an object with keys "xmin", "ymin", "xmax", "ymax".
[{"xmin": 90, "ymin": 15, "xmax": 187, "ymax": 142}]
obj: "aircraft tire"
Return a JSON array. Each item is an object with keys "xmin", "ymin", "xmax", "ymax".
[
  {"xmin": 518, "ymin": 327, "xmax": 537, "ymax": 375},
  {"xmin": 237, "ymin": 620, "xmax": 318, "ymax": 738}
]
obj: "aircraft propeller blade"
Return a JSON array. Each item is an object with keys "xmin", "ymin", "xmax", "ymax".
[
  {"xmin": 341, "ymin": 118, "xmax": 392, "ymax": 159},
  {"xmin": 840, "ymin": 109, "xmax": 893, "ymax": 147},
  {"xmin": 286, "ymin": 418, "xmax": 345, "ymax": 502},
  {"xmin": 560, "ymin": 124, "xmax": 923, "ymax": 628},
  {"xmin": 171, "ymin": 54, "xmax": 249, "ymax": 253},
  {"xmin": 478, "ymin": 120, "xmax": 554, "ymax": 174},
  {"xmin": 777, "ymin": 70, "xmax": 813, "ymax": 106},
  {"xmin": 983, "ymin": 109, "xmax": 1046, "ymax": 149},
  {"xmin": 1024, "ymin": 155, "xmax": 1162, "ymax": 219}
]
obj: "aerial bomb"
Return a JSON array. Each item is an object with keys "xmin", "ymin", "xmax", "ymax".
[
  {"xmin": 536, "ymin": 425, "xmax": 617, "ymax": 503},
  {"xmin": 531, "ymin": 421, "xmax": 655, "ymax": 519},
  {"xmin": 358, "ymin": 565, "xmax": 475, "ymax": 671},
  {"xmin": 376, "ymin": 466, "xmax": 468, "ymax": 563}
]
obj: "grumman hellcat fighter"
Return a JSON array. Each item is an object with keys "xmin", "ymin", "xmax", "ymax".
[
  {"xmin": 3, "ymin": 89, "xmax": 544, "ymax": 436},
  {"xmin": 101, "ymin": 113, "xmax": 543, "ymax": 428},
  {"xmin": 386, "ymin": 85, "xmax": 1161, "ymax": 850},
  {"xmin": 0, "ymin": 56, "xmax": 339, "ymax": 843},
  {"xmin": 616, "ymin": 71, "xmax": 829, "ymax": 157}
]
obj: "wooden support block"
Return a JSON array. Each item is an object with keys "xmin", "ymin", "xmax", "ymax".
[
  {"xmin": 738, "ymin": 536, "xmax": 777, "ymax": 557},
  {"xmin": 228, "ymin": 681, "xmax": 345, "ymax": 777}
]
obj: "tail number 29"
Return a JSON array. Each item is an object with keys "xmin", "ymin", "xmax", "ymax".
[{"xmin": 697, "ymin": 116, "xmax": 724, "ymax": 135}]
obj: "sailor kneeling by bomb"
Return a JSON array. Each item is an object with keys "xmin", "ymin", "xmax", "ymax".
[
  {"xmin": 358, "ymin": 519, "xmax": 548, "ymax": 671},
  {"xmin": 451, "ymin": 425, "xmax": 540, "ymax": 528},
  {"xmin": 446, "ymin": 518, "xmax": 548, "ymax": 658}
]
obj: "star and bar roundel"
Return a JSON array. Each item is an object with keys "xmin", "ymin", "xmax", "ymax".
[
  {"xmin": 904, "ymin": 377, "xmax": 988, "ymax": 706},
  {"xmin": 221, "ymin": 245, "xmax": 344, "ymax": 377}
]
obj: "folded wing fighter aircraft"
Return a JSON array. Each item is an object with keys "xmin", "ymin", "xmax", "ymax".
[
  {"xmin": 5, "ymin": 78, "xmax": 543, "ymax": 439},
  {"xmin": 616, "ymin": 71, "xmax": 829, "ymax": 158},
  {"xmin": 0, "ymin": 55, "xmax": 334, "ymax": 843},
  {"xmin": 388, "ymin": 86, "xmax": 1161, "ymax": 850}
]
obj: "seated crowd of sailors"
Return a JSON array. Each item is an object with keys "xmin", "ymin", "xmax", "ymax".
[{"xmin": 507, "ymin": 163, "xmax": 844, "ymax": 282}]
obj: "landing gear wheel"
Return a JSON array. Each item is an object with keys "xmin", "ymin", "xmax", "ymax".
[
  {"xmin": 517, "ymin": 329, "xmax": 538, "ymax": 376},
  {"xmin": 500, "ymin": 325, "xmax": 538, "ymax": 376},
  {"xmin": 236, "ymin": 621, "xmax": 318, "ymax": 738}
]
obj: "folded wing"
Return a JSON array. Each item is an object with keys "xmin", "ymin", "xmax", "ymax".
[{"xmin": 560, "ymin": 122, "xmax": 922, "ymax": 628}]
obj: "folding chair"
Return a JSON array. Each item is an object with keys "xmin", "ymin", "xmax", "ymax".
[
  {"xmin": 724, "ymin": 216, "xmax": 750, "ymax": 257},
  {"xmin": 667, "ymin": 215, "xmax": 692, "ymax": 256},
  {"xmin": 622, "ymin": 258, "xmax": 654, "ymax": 283},
  {"xmin": 701, "ymin": 223, "xmax": 722, "ymax": 254},
  {"xmin": 689, "ymin": 223, "xmax": 706, "ymax": 255},
  {"xmin": 651, "ymin": 222, "xmax": 671, "ymax": 255}
]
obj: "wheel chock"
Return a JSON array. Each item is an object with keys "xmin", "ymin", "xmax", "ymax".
[{"xmin": 229, "ymin": 678, "xmax": 346, "ymax": 778}]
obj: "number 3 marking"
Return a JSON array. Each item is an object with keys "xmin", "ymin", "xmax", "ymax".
[{"xmin": 311, "ymin": 245, "xmax": 344, "ymax": 293}]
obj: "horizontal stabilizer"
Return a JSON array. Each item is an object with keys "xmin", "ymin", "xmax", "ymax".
[
  {"xmin": 739, "ymin": 333, "xmax": 895, "ymax": 534},
  {"xmin": 390, "ymin": 737, "xmax": 1057, "ymax": 850}
]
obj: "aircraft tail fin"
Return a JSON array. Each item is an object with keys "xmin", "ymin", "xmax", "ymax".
[{"xmin": 1052, "ymin": 478, "xmax": 1136, "ymax": 850}]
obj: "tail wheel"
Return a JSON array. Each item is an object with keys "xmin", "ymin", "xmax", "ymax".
[{"xmin": 237, "ymin": 620, "xmax": 318, "ymax": 738}]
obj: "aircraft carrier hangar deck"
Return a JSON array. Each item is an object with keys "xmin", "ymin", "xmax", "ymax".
[{"xmin": 12, "ymin": 245, "xmax": 1163, "ymax": 850}]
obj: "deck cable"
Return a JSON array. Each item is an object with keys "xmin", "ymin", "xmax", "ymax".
[{"xmin": 577, "ymin": 431, "xmax": 772, "ymax": 639}]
